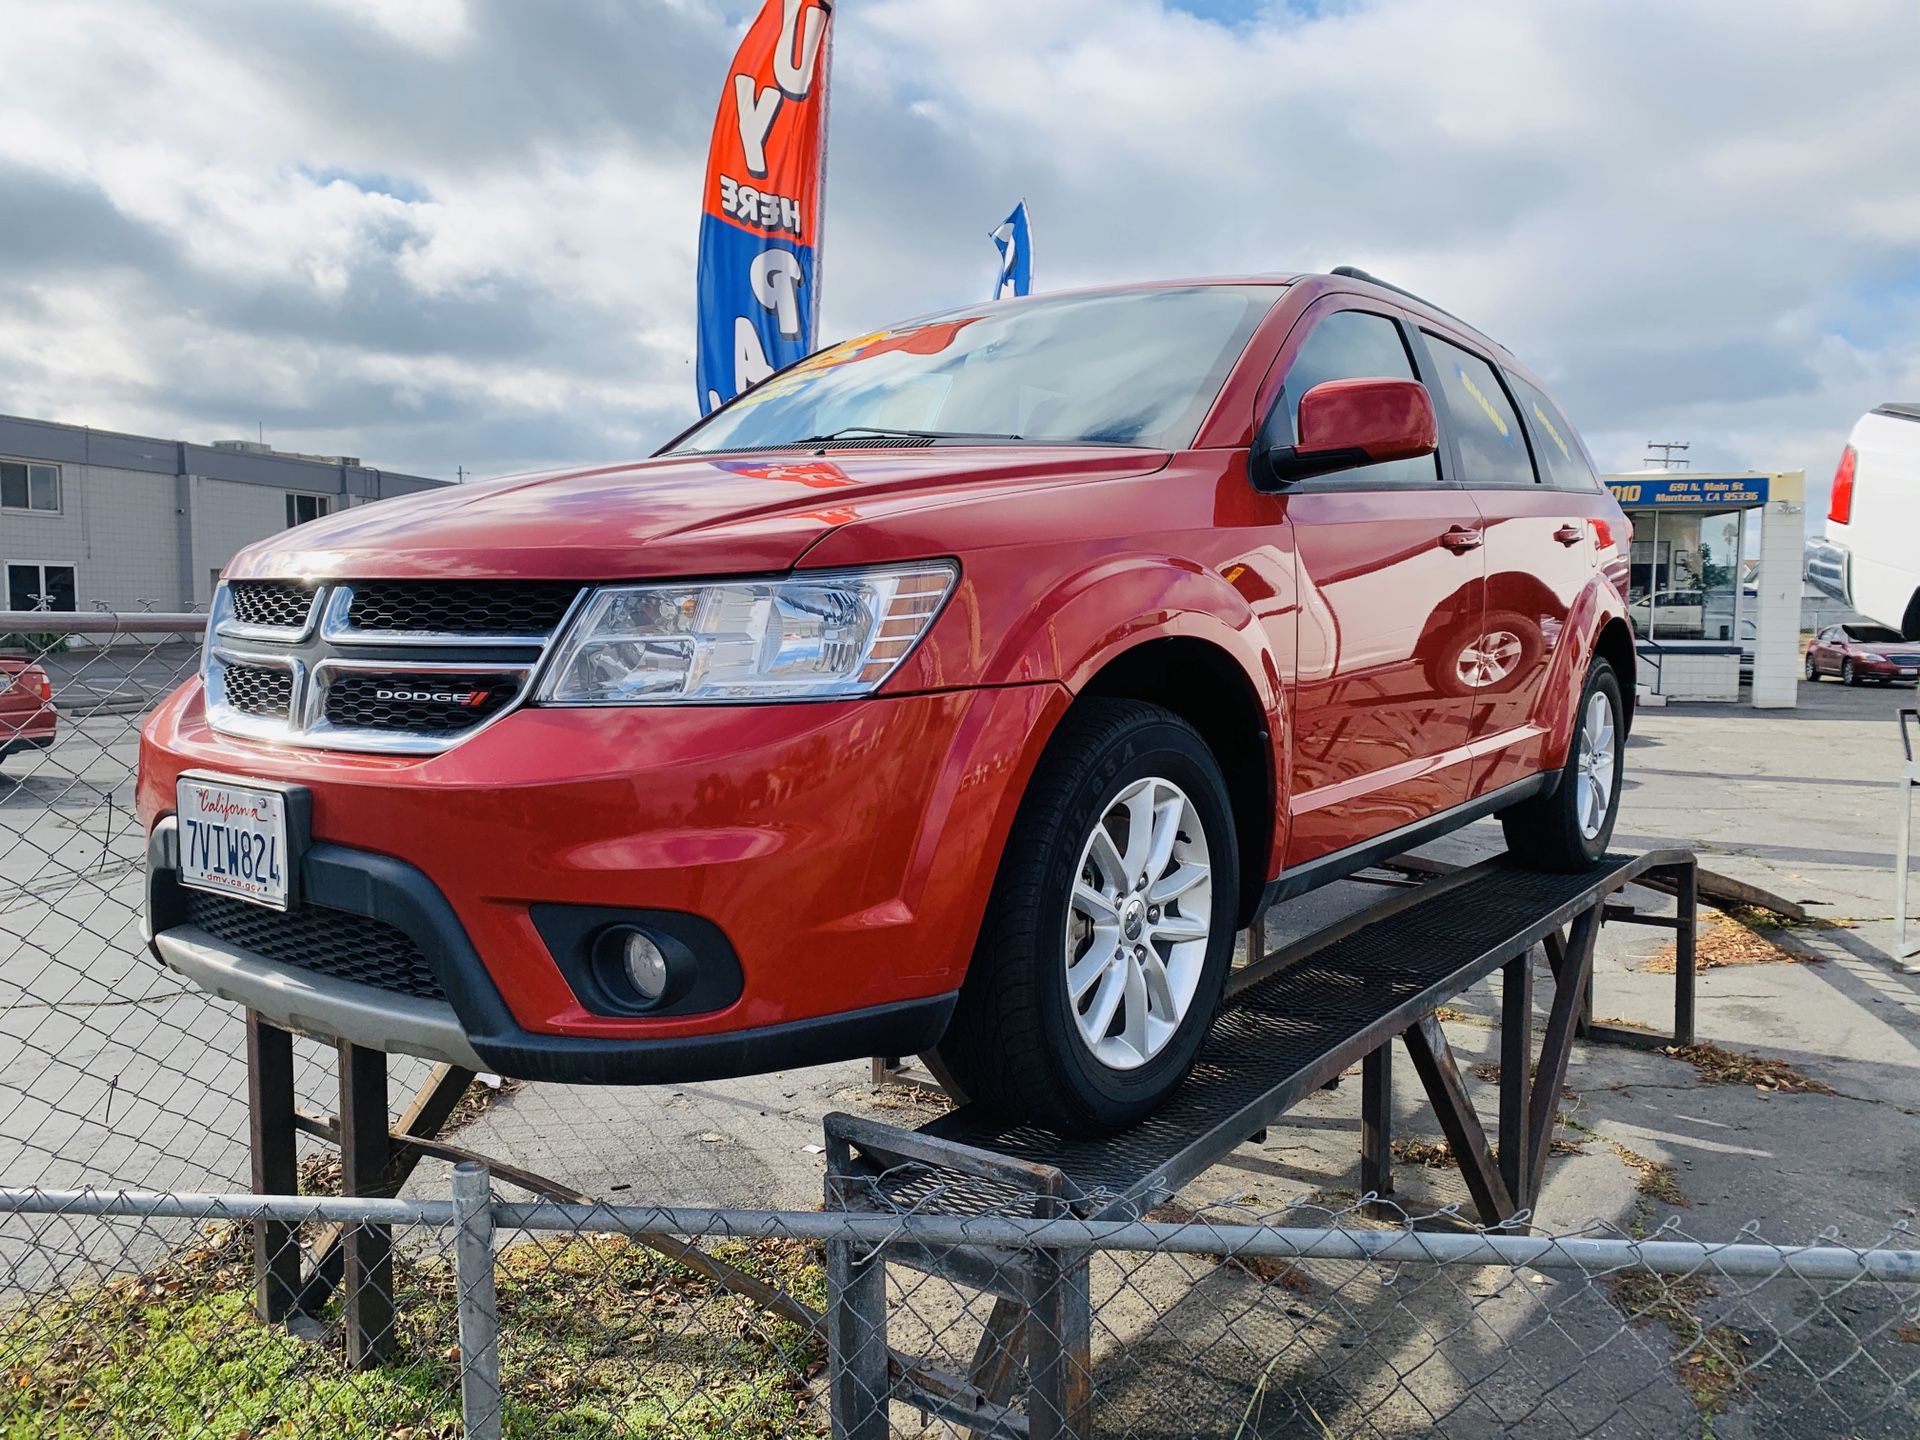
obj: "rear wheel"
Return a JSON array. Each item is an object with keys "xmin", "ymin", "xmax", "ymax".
[
  {"xmin": 936, "ymin": 699, "xmax": 1239, "ymax": 1136},
  {"xmin": 1805, "ymin": 653, "xmax": 1820, "ymax": 682},
  {"xmin": 1500, "ymin": 660, "xmax": 1624, "ymax": 872}
]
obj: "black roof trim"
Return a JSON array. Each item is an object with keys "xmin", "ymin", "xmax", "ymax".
[
  {"xmin": 1873, "ymin": 403, "xmax": 1920, "ymax": 424},
  {"xmin": 1329, "ymin": 266, "xmax": 1502, "ymax": 349}
]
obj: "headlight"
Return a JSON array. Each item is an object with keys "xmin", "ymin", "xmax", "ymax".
[{"xmin": 536, "ymin": 561, "xmax": 958, "ymax": 705}]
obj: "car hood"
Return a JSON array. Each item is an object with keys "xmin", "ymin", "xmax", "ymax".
[{"xmin": 226, "ymin": 446, "xmax": 1169, "ymax": 581}]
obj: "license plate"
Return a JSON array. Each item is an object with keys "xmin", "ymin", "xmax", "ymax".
[
  {"xmin": 1904, "ymin": 669, "xmax": 1918, "ymax": 678},
  {"xmin": 177, "ymin": 776, "xmax": 294, "ymax": 910}
]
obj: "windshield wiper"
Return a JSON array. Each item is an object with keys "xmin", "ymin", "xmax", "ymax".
[{"xmin": 804, "ymin": 426, "xmax": 1026, "ymax": 443}]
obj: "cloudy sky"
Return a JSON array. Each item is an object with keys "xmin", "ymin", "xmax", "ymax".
[{"xmin": 4, "ymin": 0, "xmax": 1918, "ymax": 517}]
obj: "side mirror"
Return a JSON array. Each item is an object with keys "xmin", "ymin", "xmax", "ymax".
[{"xmin": 1258, "ymin": 377, "xmax": 1438, "ymax": 487}]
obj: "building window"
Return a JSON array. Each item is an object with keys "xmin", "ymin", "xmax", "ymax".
[
  {"xmin": 286, "ymin": 493, "xmax": 331, "ymax": 527},
  {"xmin": 0, "ymin": 460, "xmax": 61, "ymax": 514},
  {"xmin": 1626, "ymin": 509, "xmax": 1744, "ymax": 643},
  {"xmin": 6, "ymin": 562, "xmax": 77, "ymax": 613}
]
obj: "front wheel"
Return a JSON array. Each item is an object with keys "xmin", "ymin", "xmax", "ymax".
[
  {"xmin": 936, "ymin": 699, "xmax": 1239, "ymax": 1136},
  {"xmin": 1843, "ymin": 658, "xmax": 1858, "ymax": 685},
  {"xmin": 1500, "ymin": 660, "xmax": 1625, "ymax": 872}
]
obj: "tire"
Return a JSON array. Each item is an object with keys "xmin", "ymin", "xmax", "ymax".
[
  {"xmin": 1805, "ymin": 653, "xmax": 1820, "ymax": 682},
  {"xmin": 1843, "ymin": 658, "xmax": 1858, "ymax": 686},
  {"xmin": 1500, "ymin": 660, "xmax": 1625, "ymax": 873},
  {"xmin": 935, "ymin": 699, "xmax": 1239, "ymax": 1136}
]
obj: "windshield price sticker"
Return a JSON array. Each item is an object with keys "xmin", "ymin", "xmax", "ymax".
[{"xmin": 176, "ymin": 778, "xmax": 292, "ymax": 911}]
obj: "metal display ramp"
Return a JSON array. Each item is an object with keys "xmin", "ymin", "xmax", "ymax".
[{"xmin": 823, "ymin": 848, "xmax": 1700, "ymax": 1439}]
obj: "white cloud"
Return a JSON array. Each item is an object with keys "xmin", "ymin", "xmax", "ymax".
[
  {"xmin": 0, "ymin": 0, "xmax": 1915, "ymax": 501},
  {"xmin": 306, "ymin": 0, "xmax": 475, "ymax": 54}
]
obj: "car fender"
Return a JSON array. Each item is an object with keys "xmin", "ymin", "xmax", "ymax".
[
  {"xmin": 965, "ymin": 553, "xmax": 1291, "ymax": 879},
  {"xmin": 1538, "ymin": 578, "xmax": 1630, "ymax": 768}
]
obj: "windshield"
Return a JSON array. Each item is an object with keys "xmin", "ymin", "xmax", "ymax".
[
  {"xmin": 670, "ymin": 285, "xmax": 1283, "ymax": 455},
  {"xmin": 1846, "ymin": 625, "xmax": 1904, "ymax": 643}
]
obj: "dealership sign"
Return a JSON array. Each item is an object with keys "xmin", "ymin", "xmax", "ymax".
[
  {"xmin": 695, "ymin": 0, "xmax": 835, "ymax": 416},
  {"xmin": 1606, "ymin": 474, "xmax": 1770, "ymax": 508}
]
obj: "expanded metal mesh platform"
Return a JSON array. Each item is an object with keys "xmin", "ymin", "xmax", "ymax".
[{"xmin": 853, "ymin": 849, "xmax": 1695, "ymax": 1221}]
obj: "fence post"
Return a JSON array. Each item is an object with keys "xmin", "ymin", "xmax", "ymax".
[
  {"xmin": 826, "ymin": 1235, "xmax": 890, "ymax": 1440},
  {"xmin": 451, "ymin": 1162, "xmax": 503, "ymax": 1440}
]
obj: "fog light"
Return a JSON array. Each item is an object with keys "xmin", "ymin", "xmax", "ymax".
[{"xmin": 616, "ymin": 929, "xmax": 670, "ymax": 1004}]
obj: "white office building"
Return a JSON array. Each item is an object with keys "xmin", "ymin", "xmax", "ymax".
[{"xmin": 0, "ymin": 414, "xmax": 448, "ymax": 615}]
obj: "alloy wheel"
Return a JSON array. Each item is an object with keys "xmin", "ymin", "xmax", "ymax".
[
  {"xmin": 1574, "ymin": 689, "xmax": 1617, "ymax": 842},
  {"xmin": 1064, "ymin": 775, "xmax": 1212, "ymax": 1071}
]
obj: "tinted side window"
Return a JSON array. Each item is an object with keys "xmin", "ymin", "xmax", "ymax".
[
  {"xmin": 1509, "ymin": 373, "xmax": 1598, "ymax": 490},
  {"xmin": 1427, "ymin": 334, "xmax": 1535, "ymax": 485},
  {"xmin": 1269, "ymin": 309, "xmax": 1438, "ymax": 487}
]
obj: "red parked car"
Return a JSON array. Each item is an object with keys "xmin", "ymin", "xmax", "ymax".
[
  {"xmin": 138, "ymin": 271, "xmax": 1634, "ymax": 1134},
  {"xmin": 1805, "ymin": 623, "xmax": 1920, "ymax": 686},
  {"xmin": 0, "ymin": 657, "xmax": 57, "ymax": 766}
]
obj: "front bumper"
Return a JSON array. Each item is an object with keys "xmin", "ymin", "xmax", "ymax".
[
  {"xmin": 147, "ymin": 818, "xmax": 957, "ymax": 1080},
  {"xmin": 139, "ymin": 679, "xmax": 1067, "ymax": 1078}
]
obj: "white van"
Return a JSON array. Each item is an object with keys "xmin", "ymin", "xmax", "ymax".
[{"xmin": 1808, "ymin": 403, "xmax": 1920, "ymax": 636}]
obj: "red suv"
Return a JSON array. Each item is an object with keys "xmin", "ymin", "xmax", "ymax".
[{"xmin": 138, "ymin": 272, "xmax": 1633, "ymax": 1134}]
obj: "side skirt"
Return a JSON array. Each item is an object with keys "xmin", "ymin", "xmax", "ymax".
[{"xmin": 1259, "ymin": 773, "xmax": 1554, "ymax": 910}]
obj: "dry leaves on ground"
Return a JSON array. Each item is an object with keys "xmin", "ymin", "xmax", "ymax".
[{"xmin": 1661, "ymin": 1041, "xmax": 1836, "ymax": 1095}]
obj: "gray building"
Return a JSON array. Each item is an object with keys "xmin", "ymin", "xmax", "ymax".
[{"xmin": 0, "ymin": 413, "xmax": 449, "ymax": 614}]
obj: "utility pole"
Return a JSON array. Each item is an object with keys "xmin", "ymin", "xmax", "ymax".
[{"xmin": 1643, "ymin": 441, "xmax": 1690, "ymax": 470}]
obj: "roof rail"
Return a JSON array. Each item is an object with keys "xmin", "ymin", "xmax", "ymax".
[{"xmin": 1330, "ymin": 265, "xmax": 1495, "ymax": 345}]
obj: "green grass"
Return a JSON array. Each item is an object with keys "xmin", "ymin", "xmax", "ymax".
[{"xmin": 1, "ymin": 1224, "xmax": 827, "ymax": 1439}]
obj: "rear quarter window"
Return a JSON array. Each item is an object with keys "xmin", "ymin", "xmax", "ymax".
[
  {"xmin": 1508, "ymin": 372, "xmax": 1601, "ymax": 491},
  {"xmin": 1426, "ymin": 334, "xmax": 1535, "ymax": 486}
]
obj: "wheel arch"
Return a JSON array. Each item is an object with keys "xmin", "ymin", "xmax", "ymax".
[
  {"xmin": 1075, "ymin": 635, "xmax": 1277, "ymax": 929},
  {"xmin": 1592, "ymin": 616, "xmax": 1637, "ymax": 730}
]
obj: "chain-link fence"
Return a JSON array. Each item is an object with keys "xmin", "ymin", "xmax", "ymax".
[
  {"xmin": 6, "ymin": 612, "xmax": 1920, "ymax": 1437},
  {"xmin": 4, "ymin": 1173, "xmax": 1918, "ymax": 1439},
  {"xmin": 0, "ymin": 613, "xmax": 442, "ymax": 1205}
]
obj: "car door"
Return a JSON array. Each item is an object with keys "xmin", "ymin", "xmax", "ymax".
[
  {"xmin": 1272, "ymin": 301, "xmax": 1485, "ymax": 867},
  {"xmin": 1420, "ymin": 334, "xmax": 1598, "ymax": 798},
  {"xmin": 1813, "ymin": 627, "xmax": 1839, "ymax": 675}
]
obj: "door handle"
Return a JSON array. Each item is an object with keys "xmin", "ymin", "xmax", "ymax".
[
  {"xmin": 1439, "ymin": 526, "xmax": 1483, "ymax": 554},
  {"xmin": 1553, "ymin": 523, "xmax": 1584, "ymax": 547}
]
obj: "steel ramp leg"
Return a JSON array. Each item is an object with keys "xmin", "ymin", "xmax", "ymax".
[
  {"xmin": 338, "ymin": 1040, "xmax": 396, "ymax": 1367},
  {"xmin": 1360, "ymin": 1044, "xmax": 1394, "ymax": 1206},
  {"xmin": 966, "ymin": 1296, "xmax": 1029, "ymax": 1429},
  {"xmin": 1402, "ymin": 1014, "xmax": 1516, "ymax": 1228},
  {"xmin": 246, "ymin": 1013, "xmax": 301, "ymax": 1323},
  {"xmin": 1498, "ymin": 954, "xmax": 1534, "ymax": 1211},
  {"xmin": 1025, "ymin": 1248, "xmax": 1092, "ymax": 1440},
  {"xmin": 827, "ymin": 1238, "xmax": 891, "ymax": 1440},
  {"xmin": 1526, "ymin": 909, "xmax": 1602, "ymax": 1205}
]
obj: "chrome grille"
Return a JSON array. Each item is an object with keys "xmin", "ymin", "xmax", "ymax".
[
  {"xmin": 221, "ymin": 664, "xmax": 294, "ymax": 719},
  {"xmin": 184, "ymin": 889, "xmax": 445, "ymax": 1002},
  {"xmin": 342, "ymin": 581, "xmax": 580, "ymax": 638},
  {"xmin": 323, "ymin": 671, "xmax": 521, "ymax": 735},
  {"xmin": 204, "ymin": 578, "xmax": 572, "ymax": 755},
  {"xmin": 227, "ymin": 581, "xmax": 319, "ymax": 630}
]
